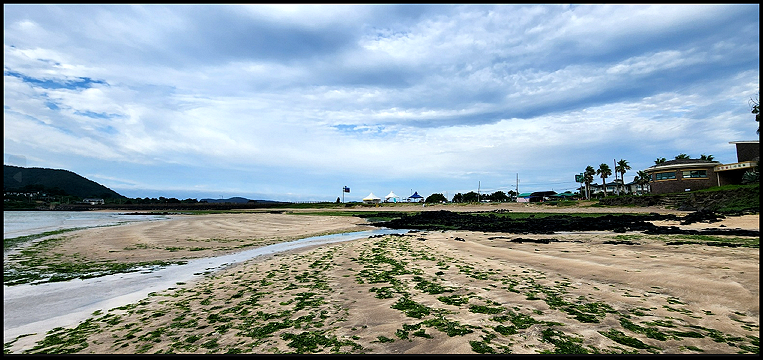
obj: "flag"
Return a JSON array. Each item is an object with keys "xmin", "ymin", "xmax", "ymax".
[{"xmin": 343, "ymin": 186, "xmax": 350, "ymax": 193}]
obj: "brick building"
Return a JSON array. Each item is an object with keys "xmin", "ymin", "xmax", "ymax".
[
  {"xmin": 645, "ymin": 159, "xmax": 720, "ymax": 194},
  {"xmin": 645, "ymin": 140, "xmax": 759, "ymax": 195}
]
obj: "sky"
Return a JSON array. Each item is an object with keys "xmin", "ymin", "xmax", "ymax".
[{"xmin": 3, "ymin": 4, "xmax": 760, "ymax": 202}]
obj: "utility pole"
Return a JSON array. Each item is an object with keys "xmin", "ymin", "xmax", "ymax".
[
  {"xmin": 477, "ymin": 181, "xmax": 480, "ymax": 202},
  {"xmin": 613, "ymin": 159, "xmax": 618, "ymax": 195},
  {"xmin": 516, "ymin": 173, "xmax": 519, "ymax": 197}
]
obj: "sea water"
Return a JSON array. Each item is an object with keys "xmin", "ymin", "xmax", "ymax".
[{"xmin": 3, "ymin": 211, "xmax": 168, "ymax": 239}]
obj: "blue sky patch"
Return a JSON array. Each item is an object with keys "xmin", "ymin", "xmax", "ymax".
[
  {"xmin": 74, "ymin": 110, "xmax": 121, "ymax": 120},
  {"xmin": 4, "ymin": 69, "xmax": 106, "ymax": 90}
]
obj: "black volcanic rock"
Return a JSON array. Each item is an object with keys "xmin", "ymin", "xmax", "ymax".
[{"xmin": 375, "ymin": 210, "xmax": 758, "ymax": 237}]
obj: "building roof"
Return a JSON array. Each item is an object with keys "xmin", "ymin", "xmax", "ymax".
[
  {"xmin": 646, "ymin": 158, "xmax": 719, "ymax": 171},
  {"xmin": 550, "ymin": 191, "xmax": 576, "ymax": 197},
  {"xmin": 590, "ymin": 181, "xmax": 622, "ymax": 187}
]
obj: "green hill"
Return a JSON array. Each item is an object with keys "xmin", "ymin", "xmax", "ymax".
[{"xmin": 4, "ymin": 165, "xmax": 123, "ymax": 199}]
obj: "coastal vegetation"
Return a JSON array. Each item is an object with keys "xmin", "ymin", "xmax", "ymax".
[
  {"xmin": 597, "ymin": 183, "xmax": 759, "ymax": 214},
  {"xmin": 7, "ymin": 232, "xmax": 758, "ymax": 354},
  {"xmin": 4, "ymin": 227, "xmax": 86, "ymax": 252},
  {"xmin": 4, "ymin": 233, "xmax": 186, "ymax": 286},
  {"xmin": 596, "ymin": 163, "xmax": 612, "ymax": 197}
]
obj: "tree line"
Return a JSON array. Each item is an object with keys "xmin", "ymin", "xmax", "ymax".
[{"xmin": 425, "ymin": 190, "xmax": 518, "ymax": 204}]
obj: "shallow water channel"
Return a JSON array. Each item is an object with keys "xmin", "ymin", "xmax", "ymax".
[{"xmin": 3, "ymin": 228, "xmax": 408, "ymax": 344}]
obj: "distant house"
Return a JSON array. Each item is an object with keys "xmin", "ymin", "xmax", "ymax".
[
  {"xmin": 624, "ymin": 180, "xmax": 650, "ymax": 196},
  {"xmin": 530, "ymin": 191, "xmax": 557, "ymax": 202},
  {"xmin": 580, "ymin": 179, "xmax": 650, "ymax": 197},
  {"xmin": 82, "ymin": 198, "xmax": 105, "ymax": 205},
  {"xmin": 588, "ymin": 180, "xmax": 624, "ymax": 196},
  {"xmin": 549, "ymin": 191, "xmax": 578, "ymax": 200},
  {"xmin": 516, "ymin": 191, "xmax": 558, "ymax": 202},
  {"xmin": 516, "ymin": 192, "xmax": 533, "ymax": 203}
]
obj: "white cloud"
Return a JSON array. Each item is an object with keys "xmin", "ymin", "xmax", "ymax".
[{"xmin": 3, "ymin": 4, "xmax": 758, "ymax": 200}]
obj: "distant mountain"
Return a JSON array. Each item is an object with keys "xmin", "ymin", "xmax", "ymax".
[
  {"xmin": 199, "ymin": 197, "xmax": 253, "ymax": 204},
  {"xmin": 4, "ymin": 165, "xmax": 123, "ymax": 199}
]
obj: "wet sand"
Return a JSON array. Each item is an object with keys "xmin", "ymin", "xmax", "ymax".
[{"xmin": 3, "ymin": 204, "xmax": 759, "ymax": 354}]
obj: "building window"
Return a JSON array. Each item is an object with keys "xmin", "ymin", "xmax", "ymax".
[
  {"xmin": 654, "ymin": 171, "xmax": 676, "ymax": 181},
  {"xmin": 682, "ymin": 170, "xmax": 707, "ymax": 178}
]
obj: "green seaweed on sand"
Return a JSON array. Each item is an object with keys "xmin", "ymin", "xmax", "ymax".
[
  {"xmin": 619, "ymin": 318, "xmax": 669, "ymax": 341},
  {"xmin": 470, "ymin": 340, "xmax": 496, "ymax": 353},
  {"xmin": 280, "ymin": 331, "xmax": 363, "ymax": 353},
  {"xmin": 540, "ymin": 328, "xmax": 598, "ymax": 354},
  {"xmin": 469, "ymin": 304, "xmax": 505, "ymax": 314},
  {"xmin": 598, "ymin": 329, "xmax": 661, "ymax": 352},
  {"xmin": 22, "ymin": 319, "xmax": 101, "ymax": 354},
  {"xmin": 437, "ymin": 294, "xmax": 469, "ymax": 306},
  {"xmin": 4, "ymin": 234, "xmax": 186, "ymax": 286},
  {"xmin": 391, "ymin": 297, "xmax": 431, "ymax": 319},
  {"xmin": 421, "ymin": 316, "xmax": 475, "ymax": 337},
  {"xmin": 4, "ymin": 228, "xmax": 86, "ymax": 251}
]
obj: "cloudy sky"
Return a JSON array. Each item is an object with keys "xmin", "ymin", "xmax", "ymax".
[{"xmin": 4, "ymin": 4, "xmax": 760, "ymax": 202}]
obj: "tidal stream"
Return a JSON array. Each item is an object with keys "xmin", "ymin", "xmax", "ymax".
[{"xmin": 3, "ymin": 228, "xmax": 408, "ymax": 344}]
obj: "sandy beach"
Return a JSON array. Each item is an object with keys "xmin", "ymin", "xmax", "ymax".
[{"xmin": 3, "ymin": 203, "xmax": 759, "ymax": 354}]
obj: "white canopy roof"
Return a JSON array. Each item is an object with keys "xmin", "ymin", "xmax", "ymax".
[
  {"xmin": 384, "ymin": 191, "xmax": 400, "ymax": 199},
  {"xmin": 362, "ymin": 192, "xmax": 381, "ymax": 200}
]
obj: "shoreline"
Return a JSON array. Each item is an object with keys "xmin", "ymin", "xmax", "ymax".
[
  {"xmin": 3, "ymin": 210, "xmax": 170, "ymax": 240},
  {"xmin": 3, "ymin": 207, "xmax": 758, "ymax": 354}
]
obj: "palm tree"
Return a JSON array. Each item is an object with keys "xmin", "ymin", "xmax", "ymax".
[
  {"xmin": 596, "ymin": 163, "xmax": 612, "ymax": 197},
  {"xmin": 634, "ymin": 170, "xmax": 650, "ymax": 195},
  {"xmin": 583, "ymin": 165, "xmax": 596, "ymax": 199},
  {"xmin": 750, "ymin": 93, "xmax": 759, "ymax": 135},
  {"xmin": 699, "ymin": 154, "xmax": 714, "ymax": 161},
  {"xmin": 675, "ymin": 153, "xmax": 690, "ymax": 159},
  {"xmin": 655, "ymin": 157, "xmax": 666, "ymax": 164},
  {"xmin": 615, "ymin": 159, "xmax": 631, "ymax": 195}
]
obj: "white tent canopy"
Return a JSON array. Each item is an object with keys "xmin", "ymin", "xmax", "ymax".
[
  {"xmin": 362, "ymin": 192, "xmax": 381, "ymax": 204},
  {"xmin": 384, "ymin": 191, "xmax": 401, "ymax": 202}
]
